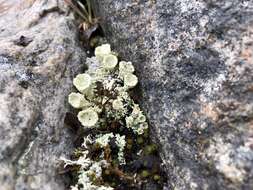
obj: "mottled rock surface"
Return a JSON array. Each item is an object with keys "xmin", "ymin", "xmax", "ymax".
[
  {"xmin": 0, "ymin": 0, "xmax": 84, "ymax": 189},
  {"xmin": 94, "ymin": 0, "xmax": 253, "ymax": 189}
]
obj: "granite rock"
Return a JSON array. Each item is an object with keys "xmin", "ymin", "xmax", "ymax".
[
  {"xmin": 93, "ymin": 0, "xmax": 253, "ymax": 189},
  {"xmin": 0, "ymin": 0, "xmax": 85, "ymax": 189}
]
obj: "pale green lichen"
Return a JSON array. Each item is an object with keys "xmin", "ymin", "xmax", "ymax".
[
  {"xmin": 123, "ymin": 73, "xmax": 138, "ymax": 89},
  {"xmin": 95, "ymin": 133, "xmax": 126, "ymax": 164},
  {"xmin": 125, "ymin": 104, "xmax": 148, "ymax": 135},
  {"xmin": 119, "ymin": 61, "xmax": 135, "ymax": 78},
  {"xmin": 95, "ymin": 44, "xmax": 111, "ymax": 62},
  {"xmin": 68, "ymin": 92, "xmax": 90, "ymax": 109},
  {"xmin": 102, "ymin": 78, "xmax": 116, "ymax": 91},
  {"xmin": 73, "ymin": 73, "xmax": 92, "ymax": 93},
  {"xmin": 61, "ymin": 150, "xmax": 91, "ymax": 170},
  {"xmin": 102, "ymin": 54, "xmax": 118, "ymax": 70},
  {"xmin": 115, "ymin": 134, "xmax": 126, "ymax": 164},
  {"xmin": 64, "ymin": 44, "xmax": 151, "ymax": 189},
  {"xmin": 95, "ymin": 133, "xmax": 114, "ymax": 147},
  {"xmin": 112, "ymin": 98, "xmax": 124, "ymax": 110},
  {"xmin": 61, "ymin": 151, "xmax": 112, "ymax": 190},
  {"xmin": 78, "ymin": 108, "xmax": 98, "ymax": 127}
]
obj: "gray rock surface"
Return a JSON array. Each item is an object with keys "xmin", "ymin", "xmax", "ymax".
[
  {"xmin": 0, "ymin": 0, "xmax": 84, "ymax": 189},
  {"xmin": 93, "ymin": 0, "xmax": 253, "ymax": 189}
]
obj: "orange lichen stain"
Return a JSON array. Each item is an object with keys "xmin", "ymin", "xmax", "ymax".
[
  {"xmin": 17, "ymin": 0, "xmax": 37, "ymax": 10},
  {"xmin": 0, "ymin": 0, "xmax": 37, "ymax": 16},
  {"xmin": 248, "ymin": 120, "xmax": 253, "ymax": 137},
  {"xmin": 244, "ymin": 119, "xmax": 253, "ymax": 150},
  {"xmin": 245, "ymin": 85, "xmax": 253, "ymax": 92},
  {"xmin": 0, "ymin": 1, "xmax": 12, "ymax": 15},
  {"xmin": 241, "ymin": 25, "xmax": 253, "ymax": 64},
  {"xmin": 25, "ymin": 0, "xmax": 37, "ymax": 4},
  {"xmin": 241, "ymin": 47, "xmax": 253, "ymax": 64},
  {"xmin": 201, "ymin": 103, "xmax": 218, "ymax": 122}
]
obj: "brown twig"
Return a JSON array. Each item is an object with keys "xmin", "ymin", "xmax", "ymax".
[{"xmin": 109, "ymin": 166, "xmax": 134, "ymax": 181}]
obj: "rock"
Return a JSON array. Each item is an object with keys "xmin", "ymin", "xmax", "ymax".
[
  {"xmin": 93, "ymin": 0, "xmax": 253, "ymax": 189},
  {"xmin": 0, "ymin": 0, "xmax": 85, "ymax": 189}
]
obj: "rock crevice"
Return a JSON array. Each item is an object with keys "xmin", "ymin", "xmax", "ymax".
[
  {"xmin": 93, "ymin": 0, "xmax": 253, "ymax": 189},
  {"xmin": 0, "ymin": 0, "xmax": 85, "ymax": 189}
]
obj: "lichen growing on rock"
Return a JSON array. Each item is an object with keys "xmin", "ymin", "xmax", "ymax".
[
  {"xmin": 62, "ymin": 44, "xmax": 166, "ymax": 189},
  {"xmin": 69, "ymin": 43, "xmax": 145, "ymax": 132}
]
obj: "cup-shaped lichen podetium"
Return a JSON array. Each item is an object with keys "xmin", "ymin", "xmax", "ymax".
[
  {"xmin": 78, "ymin": 108, "xmax": 98, "ymax": 127},
  {"xmin": 73, "ymin": 73, "xmax": 92, "ymax": 93},
  {"xmin": 95, "ymin": 43, "xmax": 111, "ymax": 62},
  {"xmin": 137, "ymin": 113, "xmax": 146, "ymax": 123},
  {"xmin": 119, "ymin": 61, "xmax": 135, "ymax": 78},
  {"xmin": 112, "ymin": 98, "xmax": 124, "ymax": 110},
  {"xmin": 123, "ymin": 73, "xmax": 138, "ymax": 89},
  {"xmin": 102, "ymin": 54, "xmax": 118, "ymax": 70},
  {"xmin": 68, "ymin": 92, "xmax": 90, "ymax": 109},
  {"xmin": 119, "ymin": 61, "xmax": 135, "ymax": 73}
]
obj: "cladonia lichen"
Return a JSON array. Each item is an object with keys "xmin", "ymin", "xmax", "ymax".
[
  {"xmin": 61, "ymin": 44, "xmax": 161, "ymax": 189},
  {"xmin": 69, "ymin": 43, "xmax": 143, "ymax": 132}
]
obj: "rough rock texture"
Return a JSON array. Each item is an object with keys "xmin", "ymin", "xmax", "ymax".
[
  {"xmin": 0, "ymin": 0, "xmax": 84, "ymax": 189},
  {"xmin": 93, "ymin": 1, "xmax": 253, "ymax": 189}
]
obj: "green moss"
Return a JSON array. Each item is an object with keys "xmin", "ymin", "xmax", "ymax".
[
  {"xmin": 137, "ymin": 137, "xmax": 144, "ymax": 144},
  {"xmin": 144, "ymin": 144, "xmax": 158, "ymax": 155},
  {"xmin": 141, "ymin": 170, "xmax": 150, "ymax": 178},
  {"xmin": 153, "ymin": 174, "xmax": 161, "ymax": 181}
]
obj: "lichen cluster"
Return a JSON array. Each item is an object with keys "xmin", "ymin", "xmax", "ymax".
[
  {"xmin": 68, "ymin": 44, "xmax": 148, "ymax": 135},
  {"xmin": 62, "ymin": 44, "xmax": 164, "ymax": 189}
]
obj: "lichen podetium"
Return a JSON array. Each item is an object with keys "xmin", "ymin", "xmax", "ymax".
[{"xmin": 61, "ymin": 44, "xmax": 166, "ymax": 190}]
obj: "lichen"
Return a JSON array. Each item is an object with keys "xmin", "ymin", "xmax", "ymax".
[
  {"xmin": 94, "ymin": 43, "xmax": 111, "ymax": 62},
  {"xmin": 125, "ymin": 104, "xmax": 148, "ymax": 135},
  {"xmin": 95, "ymin": 133, "xmax": 126, "ymax": 164},
  {"xmin": 77, "ymin": 108, "xmax": 98, "ymax": 127},
  {"xmin": 62, "ymin": 44, "xmax": 165, "ymax": 189},
  {"xmin": 101, "ymin": 54, "xmax": 118, "ymax": 70},
  {"xmin": 68, "ymin": 92, "xmax": 90, "ymax": 109},
  {"xmin": 61, "ymin": 151, "xmax": 112, "ymax": 190},
  {"xmin": 73, "ymin": 73, "xmax": 92, "ymax": 93},
  {"xmin": 123, "ymin": 73, "xmax": 138, "ymax": 89},
  {"xmin": 112, "ymin": 98, "xmax": 124, "ymax": 110}
]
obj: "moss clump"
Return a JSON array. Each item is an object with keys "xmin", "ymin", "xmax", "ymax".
[
  {"xmin": 154, "ymin": 175, "xmax": 161, "ymax": 181},
  {"xmin": 61, "ymin": 44, "xmax": 166, "ymax": 190},
  {"xmin": 141, "ymin": 170, "xmax": 150, "ymax": 178}
]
